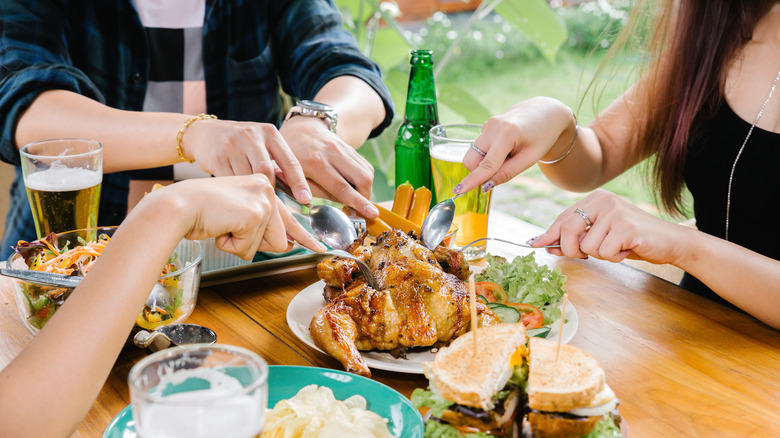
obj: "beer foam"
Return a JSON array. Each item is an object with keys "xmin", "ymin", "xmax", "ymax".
[
  {"xmin": 24, "ymin": 166, "xmax": 101, "ymax": 192},
  {"xmin": 430, "ymin": 142, "xmax": 470, "ymax": 163}
]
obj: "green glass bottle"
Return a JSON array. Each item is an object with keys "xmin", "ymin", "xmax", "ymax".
[{"xmin": 394, "ymin": 49, "xmax": 439, "ymax": 204}]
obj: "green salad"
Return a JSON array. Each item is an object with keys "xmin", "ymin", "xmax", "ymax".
[{"xmin": 475, "ymin": 253, "xmax": 567, "ymax": 328}]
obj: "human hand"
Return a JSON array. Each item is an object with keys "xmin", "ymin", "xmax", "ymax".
[
  {"xmin": 152, "ymin": 175, "xmax": 325, "ymax": 259},
  {"xmin": 280, "ymin": 117, "xmax": 379, "ymax": 218},
  {"xmin": 180, "ymin": 118, "xmax": 313, "ymax": 204},
  {"xmin": 529, "ymin": 189, "xmax": 689, "ymax": 265},
  {"xmin": 455, "ymin": 97, "xmax": 575, "ymax": 194}
]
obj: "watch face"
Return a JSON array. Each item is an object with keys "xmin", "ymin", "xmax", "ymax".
[{"xmin": 298, "ymin": 100, "xmax": 334, "ymax": 112}]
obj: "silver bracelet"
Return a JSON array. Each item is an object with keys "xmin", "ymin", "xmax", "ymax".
[{"xmin": 538, "ymin": 110, "xmax": 578, "ymax": 164}]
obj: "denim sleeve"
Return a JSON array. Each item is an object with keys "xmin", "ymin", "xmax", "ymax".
[
  {"xmin": 270, "ymin": 0, "xmax": 395, "ymax": 138},
  {"xmin": 0, "ymin": 0, "xmax": 104, "ymax": 165}
]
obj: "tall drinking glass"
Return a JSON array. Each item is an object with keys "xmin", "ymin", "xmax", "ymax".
[
  {"xmin": 20, "ymin": 138, "xmax": 102, "ymax": 238},
  {"xmin": 429, "ymin": 124, "xmax": 492, "ymax": 260},
  {"xmin": 129, "ymin": 344, "xmax": 269, "ymax": 438}
]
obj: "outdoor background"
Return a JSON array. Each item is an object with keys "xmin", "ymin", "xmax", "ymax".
[
  {"xmin": 0, "ymin": 0, "xmax": 692, "ymax": 241},
  {"xmin": 340, "ymin": 0, "xmax": 693, "ymax": 230}
]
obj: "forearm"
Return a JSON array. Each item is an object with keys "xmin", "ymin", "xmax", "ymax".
[
  {"xmin": 539, "ymin": 91, "xmax": 644, "ymax": 192},
  {"xmin": 0, "ymin": 194, "xmax": 191, "ymax": 437},
  {"xmin": 15, "ymin": 90, "xmax": 191, "ymax": 173},
  {"xmin": 312, "ymin": 76, "xmax": 386, "ymax": 148},
  {"xmin": 673, "ymin": 227, "xmax": 780, "ymax": 329}
]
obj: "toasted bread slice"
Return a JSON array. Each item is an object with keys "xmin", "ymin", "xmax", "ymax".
[
  {"xmin": 527, "ymin": 337, "xmax": 605, "ymax": 412},
  {"xmin": 423, "ymin": 322, "xmax": 527, "ymax": 410}
]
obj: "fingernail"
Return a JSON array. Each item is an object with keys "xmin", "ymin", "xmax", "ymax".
[
  {"xmin": 314, "ymin": 240, "xmax": 327, "ymax": 252},
  {"xmin": 297, "ymin": 189, "xmax": 312, "ymax": 204},
  {"xmin": 481, "ymin": 180, "xmax": 495, "ymax": 193},
  {"xmin": 526, "ymin": 236, "xmax": 540, "ymax": 245},
  {"xmin": 453, "ymin": 184, "xmax": 463, "ymax": 195},
  {"xmin": 364, "ymin": 203, "xmax": 379, "ymax": 217}
]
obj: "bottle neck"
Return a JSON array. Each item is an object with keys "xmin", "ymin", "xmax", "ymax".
[{"xmin": 404, "ymin": 63, "xmax": 438, "ymax": 123}]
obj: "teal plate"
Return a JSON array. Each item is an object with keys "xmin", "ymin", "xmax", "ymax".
[{"xmin": 103, "ymin": 365, "xmax": 424, "ymax": 438}]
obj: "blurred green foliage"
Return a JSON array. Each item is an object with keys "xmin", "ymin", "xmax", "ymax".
[{"xmin": 335, "ymin": 0, "xmax": 634, "ymax": 202}]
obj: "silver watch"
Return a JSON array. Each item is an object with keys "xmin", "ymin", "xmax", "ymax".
[{"xmin": 284, "ymin": 100, "xmax": 338, "ymax": 133}]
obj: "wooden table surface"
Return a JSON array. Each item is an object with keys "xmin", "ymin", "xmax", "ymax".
[{"xmin": 1, "ymin": 210, "xmax": 779, "ymax": 437}]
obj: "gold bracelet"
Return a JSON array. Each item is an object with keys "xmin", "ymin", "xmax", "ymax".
[
  {"xmin": 176, "ymin": 113, "xmax": 217, "ymax": 163},
  {"xmin": 538, "ymin": 109, "xmax": 578, "ymax": 164}
]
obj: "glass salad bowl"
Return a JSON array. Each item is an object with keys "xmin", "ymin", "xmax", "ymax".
[{"xmin": 6, "ymin": 226, "xmax": 204, "ymax": 334}]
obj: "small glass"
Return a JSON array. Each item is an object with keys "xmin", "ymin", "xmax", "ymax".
[
  {"xmin": 129, "ymin": 344, "xmax": 268, "ymax": 438},
  {"xmin": 429, "ymin": 124, "xmax": 492, "ymax": 260},
  {"xmin": 442, "ymin": 222, "xmax": 459, "ymax": 248},
  {"xmin": 20, "ymin": 138, "xmax": 102, "ymax": 238}
]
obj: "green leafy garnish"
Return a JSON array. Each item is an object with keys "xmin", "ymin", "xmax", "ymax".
[
  {"xmin": 475, "ymin": 253, "xmax": 566, "ymax": 325},
  {"xmin": 585, "ymin": 415, "xmax": 624, "ymax": 437},
  {"xmin": 423, "ymin": 420, "xmax": 489, "ymax": 437},
  {"xmin": 411, "ymin": 388, "xmax": 453, "ymax": 418}
]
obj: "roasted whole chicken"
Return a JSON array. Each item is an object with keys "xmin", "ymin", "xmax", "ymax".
[{"xmin": 311, "ymin": 229, "xmax": 500, "ymax": 376}]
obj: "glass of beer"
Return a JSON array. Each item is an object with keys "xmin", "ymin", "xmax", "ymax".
[
  {"xmin": 20, "ymin": 138, "xmax": 102, "ymax": 238},
  {"xmin": 429, "ymin": 124, "xmax": 492, "ymax": 260},
  {"xmin": 129, "ymin": 344, "xmax": 269, "ymax": 438}
]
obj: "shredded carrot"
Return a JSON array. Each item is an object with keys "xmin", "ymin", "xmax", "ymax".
[
  {"xmin": 41, "ymin": 239, "xmax": 61, "ymax": 257},
  {"xmin": 35, "ymin": 238, "xmax": 110, "ymax": 275}
]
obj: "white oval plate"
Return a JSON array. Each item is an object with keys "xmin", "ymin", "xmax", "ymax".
[{"xmin": 286, "ymin": 280, "xmax": 577, "ymax": 374}]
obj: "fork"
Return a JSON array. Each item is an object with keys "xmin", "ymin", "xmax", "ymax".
[
  {"xmin": 286, "ymin": 239, "xmax": 378, "ymax": 289},
  {"xmin": 459, "ymin": 237, "xmax": 561, "ymax": 252},
  {"xmin": 346, "ymin": 207, "xmax": 367, "ymax": 235}
]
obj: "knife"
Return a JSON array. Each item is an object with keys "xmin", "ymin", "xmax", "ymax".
[{"xmin": 0, "ymin": 268, "xmax": 83, "ymax": 288}]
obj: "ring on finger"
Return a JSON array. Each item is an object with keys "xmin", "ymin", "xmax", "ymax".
[
  {"xmin": 574, "ymin": 208, "xmax": 592, "ymax": 228},
  {"xmin": 469, "ymin": 142, "xmax": 487, "ymax": 157}
]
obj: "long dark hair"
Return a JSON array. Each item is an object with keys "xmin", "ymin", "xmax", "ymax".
[{"xmin": 604, "ymin": 0, "xmax": 775, "ymax": 215}]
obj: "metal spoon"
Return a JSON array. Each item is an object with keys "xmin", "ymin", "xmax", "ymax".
[
  {"xmin": 275, "ymin": 180, "xmax": 364, "ymax": 249},
  {"xmin": 145, "ymin": 283, "xmax": 173, "ymax": 311},
  {"xmin": 419, "ymin": 193, "xmax": 464, "ymax": 250},
  {"xmin": 308, "ymin": 204, "xmax": 359, "ymax": 251},
  {"xmin": 133, "ymin": 323, "xmax": 217, "ymax": 352}
]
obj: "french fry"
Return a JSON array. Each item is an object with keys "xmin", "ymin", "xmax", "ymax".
[
  {"xmin": 391, "ymin": 181, "xmax": 414, "ymax": 218},
  {"xmin": 406, "ymin": 186, "xmax": 432, "ymax": 225},
  {"xmin": 365, "ymin": 216, "xmax": 393, "ymax": 237},
  {"xmin": 373, "ymin": 203, "xmax": 421, "ymax": 235}
]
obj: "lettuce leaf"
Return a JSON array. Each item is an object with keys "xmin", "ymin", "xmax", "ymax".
[
  {"xmin": 475, "ymin": 253, "xmax": 566, "ymax": 324},
  {"xmin": 411, "ymin": 388, "xmax": 453, "ymax": 418},
  {"xmin": 423, "ymin": 420, "xmax": 490, "ymax": 438},
  {"xmin": 585, "ymin": 415, "xmax": 624, "ymax": 438}
]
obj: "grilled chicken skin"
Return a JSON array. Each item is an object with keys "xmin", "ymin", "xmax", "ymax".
[{"xmin": 311, "ymin": 229, "xmax": 500, "ymax": 376}]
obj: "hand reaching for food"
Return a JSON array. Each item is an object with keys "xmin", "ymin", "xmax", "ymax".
[{"xmin": 143, "ymin": 175, "xmax": 325, "ymax": 258}]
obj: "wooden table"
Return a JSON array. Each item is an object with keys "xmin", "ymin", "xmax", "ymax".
[{"xmin": 1, "ymin": 211, "xmax": 779, "ymax": 437}]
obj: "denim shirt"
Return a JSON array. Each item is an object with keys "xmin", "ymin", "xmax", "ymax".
[{"xmin": 0, "ymin": 0, "xmax": 394, "ymax": 258}]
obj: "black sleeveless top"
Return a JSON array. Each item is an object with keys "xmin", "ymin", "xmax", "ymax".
[{"xmin": 681, "ymin": 100, "xmax": 780, "ymax": 304}]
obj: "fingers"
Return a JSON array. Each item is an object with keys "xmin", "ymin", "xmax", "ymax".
[
  {"xmin": 284, "ymin": 125, "xmax": 378, "ymax": 218},
  {"xmin": 455, "ymin": 136, "xmax": 509, "ymax": 194},
  {"xmin": 277, "ymin": 198, "xmax": 326, "ymax": 253},
  {"xmin": 531, "ymin": 190, "xmax": 652, "ymax": 262},
  {"xmin": 261, "ymin": 126, "xmax": 312, "ymax": 204}
]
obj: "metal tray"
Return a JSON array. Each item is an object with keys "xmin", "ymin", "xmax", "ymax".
[{"xmin": 200, "ymin": 250, "xmax": 323, "ymax": 287}]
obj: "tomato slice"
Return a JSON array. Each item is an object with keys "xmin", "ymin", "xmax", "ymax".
[
  {"xmin": 33, "ymin": 306, "xmax": 50, "ymax": 319},
  {"xmin": 474, "ymin": 281, "xmax": 508, "ymax": 304},
  {"xmin": 507, "ymin": 302, "xmax": 544, "ymax": 329}
]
